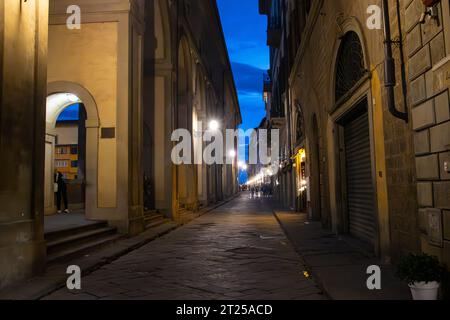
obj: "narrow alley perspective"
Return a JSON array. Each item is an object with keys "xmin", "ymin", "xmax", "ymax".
[
  {"xmin": 1, "ymin": 0, "xmax": 450, "ymax": 311},
  {"xmin": 42, "ymin": 194, "xmax": 325, "ymax": 300}
]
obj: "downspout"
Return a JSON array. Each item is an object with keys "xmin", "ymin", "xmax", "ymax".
[{"xmin": 382, "ymin": 0, "xmax": 409, "ymax": 122}]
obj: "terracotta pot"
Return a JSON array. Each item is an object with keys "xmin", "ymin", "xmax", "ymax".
[{"xmin": 422, "ymin": 0, "xmax": 440, "ymax": 7}]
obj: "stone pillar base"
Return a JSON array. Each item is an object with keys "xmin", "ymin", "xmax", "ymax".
[{"xmin": 0, "ymin": 222, "xmax": 46, "ymax": 290}]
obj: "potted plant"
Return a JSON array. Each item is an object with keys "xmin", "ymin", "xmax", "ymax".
[{"xmin": 397, "ymin": 253, "xmax": 444, "ymax": 300}]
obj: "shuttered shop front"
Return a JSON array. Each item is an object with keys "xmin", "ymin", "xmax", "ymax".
[{"xmin": 344, "ymin": 109, "xmax": 376, "ymax": 245}]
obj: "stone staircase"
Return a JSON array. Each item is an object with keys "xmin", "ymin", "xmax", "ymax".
[
  {"xmin": 143, "ymin": 210, "xmax": 170, "ymax": 229},
  {"xmin": 45, "ymin": 222, "xmax": 122, "ymax": 264}
]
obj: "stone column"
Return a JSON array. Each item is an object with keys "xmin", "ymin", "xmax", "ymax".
[{"xmin": 0, "ymin": 0, "xmax": 48, "ymax": 289}]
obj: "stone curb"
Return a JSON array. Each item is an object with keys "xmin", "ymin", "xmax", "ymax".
[
  {"xmin": 272, "ymin": 210, "xmax": 332, "ymax": 300},
  {"xmin": 273, "ymin": 210, "xmax": 411, "ymax": 300}
]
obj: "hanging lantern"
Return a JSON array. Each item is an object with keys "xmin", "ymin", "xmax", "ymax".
[{"xmin": 422, "ymin": 0, "xmax": 440, "ymax": 7}]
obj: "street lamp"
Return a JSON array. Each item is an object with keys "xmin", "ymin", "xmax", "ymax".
[
  {"xmin": 228, "ymin": 150, "xmax": 236, "ymax": 158},
  {"xmin": 208, "ymin": 120, "xmax": 220, "ymax": 131},
  {"xmin": 238, "ymin": 161, "xmax": 248, "ymax": 170}
]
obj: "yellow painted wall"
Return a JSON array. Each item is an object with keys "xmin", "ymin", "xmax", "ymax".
[
  {"xmin": 371, "ymin": 68, "xmax": 391, "ymax": 261},
  {"xmin": 47, "ymin": 22, "xmax": 118, "ymax": 208}
]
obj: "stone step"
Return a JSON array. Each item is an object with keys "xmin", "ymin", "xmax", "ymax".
[
  {"xmin": 143, "ymin": 209, "xmax": 159, "ymax": 216},
  {"xmin": 45, "ymin": 221, "xmax": 108, "ymax": 242},
  {"xmin": 145, "ymin": 219, "xmax": 168, "ymax": 230},
  {"xmin": 144, "ymin": 213, "xmax": 165, "ymax": 223},
  {"xmin": 46, "ymin": 226, "xmax": 118, "ymax": 256},
  {"xmin": 47, "ymin": 234, "xmax": 123, "ymax": 264}
]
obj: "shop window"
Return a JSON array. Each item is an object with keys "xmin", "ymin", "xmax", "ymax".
[{"xmin": 55, "ymin": 160, "xmax": 68, "ymax": 168}]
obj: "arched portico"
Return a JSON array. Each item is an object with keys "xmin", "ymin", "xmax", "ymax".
[
  {"xmin": 194, "ymin": 65, "xmax": 208, "ymax": 206},
  {"xmin": 45, "ymin": 82, "xmax": 99, "ymax": 219},
  {"xmin": 177, "ymin": 36, "xmax": 197, "ymax": 210}
]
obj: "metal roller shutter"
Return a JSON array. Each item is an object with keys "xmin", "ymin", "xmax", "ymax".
[{"xmin": 344, "ymin": 109, "xmax": 376, "ymax": 245}]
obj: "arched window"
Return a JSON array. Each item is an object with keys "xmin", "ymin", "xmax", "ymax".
[{"xmin": 335, "ymin": 31, "xmax": 366, "ymax": 101}]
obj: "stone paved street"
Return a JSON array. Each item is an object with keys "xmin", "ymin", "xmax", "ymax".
[{"xmin": 43, "ymin": 194, "xmax": 325, "ymax": 300}]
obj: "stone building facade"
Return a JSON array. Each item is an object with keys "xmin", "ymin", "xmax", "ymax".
[
  {"xmin": 151, "ymin": 0, "xmax": 241, "ymax": 217},
  {"xmin": 405, "ymin": 0, "xmax": 450, "ymax": 263},
  {"xmin": 259, "ymin": 0, "xmax": 450, "ymax": 265},
  {"xmin": 0, "ymin": 0, "xmax": 240, "ymax": 289}
]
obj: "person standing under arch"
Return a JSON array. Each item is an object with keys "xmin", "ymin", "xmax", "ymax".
[{"xmin": 55, "ymin": 171, "xmax": 70, "ymax": 214}]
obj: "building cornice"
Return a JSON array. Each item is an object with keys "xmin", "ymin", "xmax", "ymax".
[{"xmin": 179, "ymin": 2, "xmax": 241, "ymax": 125}]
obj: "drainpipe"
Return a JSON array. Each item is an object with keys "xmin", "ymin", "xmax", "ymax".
[{"xmin": 382, "ymin": 0, "xmax": 409, "ymax": 122}]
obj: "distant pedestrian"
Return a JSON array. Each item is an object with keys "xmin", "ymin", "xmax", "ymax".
[{"xmin": 55, "ymin": 171, "xmax": 70, "ymax": 214}]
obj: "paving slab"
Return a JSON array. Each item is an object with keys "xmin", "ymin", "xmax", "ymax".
[
  {"xmin": 41, "ymin": 195, "xmax": 326, "ymax": 300},
  {"xmin": 274, "ymin": 211, "xmax": 411, "ymax": 300}
]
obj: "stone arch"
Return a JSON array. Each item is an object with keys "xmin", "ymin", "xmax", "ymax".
[
  {"xmin": 327, "ymin": 19, "xmax": 379, "ymax": 251},
  {"xmin": 194, "ymin": 65, "xmax": 208, "ymax": 116},
  {"xmin": 334, "ymin": 32, "xmax": 366, "ymax": 101},
  {"xmin": 177, "ymin": 36, "xmax": 193, "ymax": 130},
  {"xmin": 155, "ymin": 0, "xmax": 172, "ymax": 61},
  {"xmin": 47, "ymin": 81, "xmax": 99, "ymax": 128},
  {"xmin": 176, "ymin": 35, "xmax": 197, "ymax": 208},
  {"xmin": 44, "ymin": 81, "xmax": 99, "ymax": 217},
  {"xmin": 329, "ymin": 17, "xmax": 370, "ymax": 109}
]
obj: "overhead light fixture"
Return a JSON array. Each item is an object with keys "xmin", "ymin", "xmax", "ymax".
[
  {"xmin": 66, "ymin": 93, "xmax": 80, "ymax": 103},
  {"xmin": 208, "ymin": 120, "xmax": 220, "ymax": 131}
]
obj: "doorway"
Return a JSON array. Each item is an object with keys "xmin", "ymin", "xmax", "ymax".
[
  {"xmin": 340, "ymin": 99, "xmax": 376, "ymax": 246},
  {"xmin": 44, "ymin": 92, "xmax": 90, "ymax": 233}
]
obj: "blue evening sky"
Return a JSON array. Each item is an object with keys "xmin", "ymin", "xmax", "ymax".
[
  {"xmin": 217, "ymin": 0, "xmax": 268, "ymax": 132},
  {"xmin": 58, "ymin": 103, "xmax": 79, "ymax": 121},
  {"xmin": 217, "ymin": 0, "xmax": 268, "ymax": 183}
]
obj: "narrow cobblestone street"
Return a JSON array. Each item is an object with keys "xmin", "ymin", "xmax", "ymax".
[{"xmin": 43, "ymin": 194, "xmax": 325, "ymax": 300}]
